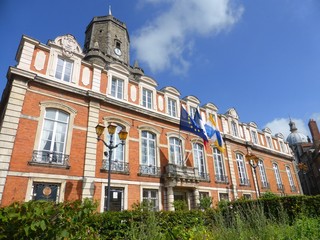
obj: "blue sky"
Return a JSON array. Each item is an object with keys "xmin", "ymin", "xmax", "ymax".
[{"xmin": 1, "ymin": 0, "xmax": 320, "ymax": 138}]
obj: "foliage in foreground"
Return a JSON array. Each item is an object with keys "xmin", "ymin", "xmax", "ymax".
[{"xmin": 1, "ymin": 195, "xmax": 320, "ymax": 239}]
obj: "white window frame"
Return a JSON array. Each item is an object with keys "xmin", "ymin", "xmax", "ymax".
[
  {"xmin": 142, "ymin": 88, "xmax": 153, "ymax": 109},
  {"xmin": 189, "ymin": 106, "xmax": 197, "ymax": 119},
  {"xmin": 167, "ymin": 98, "xmax": 177, "ymax": 117},
  {"xmin": 141, "ymin": 130, "xmax": 157, "ymax": 166},
  {"xmin": 193, "ymin": 143, "xmax": 207, "ymax": 177},
  {"xmin": 251, "ymin": 130, "xmax": 259, "ymax": 144},
  {"xmin": 286, "ymin": 166, "xmax": 294, "ymax": 187},
  {"xmin": 213, "ymin": 148, "xmax": 226, "ymax": 182},
  {"xmin": 236, "ymin": 153, "xmax": 248, "ymax": 185},
  {"xmin": 25, "ymin": 178, "xmax": 66, "ymax": 203},
  {"xmin": 142, "ymin": 188, "xmax": 159, "ymax": 211},
  {"xmin": 258, "ymin": 160, "xmax": 268, "ymax": 188},
  {"xmin": 107, "ymin": 71, "xmax": 129, "ymax": 101},
  {"xmin": 100, "ymin": 183, "xmax": 128, "ymax": 212},
  {"xmin": 169, "ymin": 137, "xmax": 183, "ymax": 166},
  {"xmin": 54, "ymin": 56, "xmax": 74, "ymax": 82},
  {"xmin": 273, "ymin": 163, "xmax": 283, "ymax": 187},
  {"xmin": 231, "ymin": 121, "xmax": 238, "ymax": 137},
  {"xmin": 111, "ymin": 77, "xmax": 124, "ymax": 99},
  {"xmin": 266, "ymin": 136, "xmax": 274, "ymax": 149}
]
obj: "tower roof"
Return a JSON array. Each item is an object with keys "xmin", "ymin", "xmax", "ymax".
[{"xmin": 286, "ymin": 120, "xmax": 308, "ymax": 146}]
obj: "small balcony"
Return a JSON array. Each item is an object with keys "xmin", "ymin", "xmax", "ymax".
[
  {"xmin": 290, "ymin": 185, "xmax": 297, "ymax": 192},
  {"xmin": 239, "ymin": 178, "xmax": 250, "ymax": 186},
  {"xmin": 164, "ymin": 164, "xmax": 199, "ymax": 182},
  {"xmin": 261, "ymin": 181, "xmax": 270, "ymax": 189},
  {"xmin": 29, "ymin": 150, "xmax": 70, "ymax": 169},
  {"xmin": 198, "ymin": 172, "xmax": 210, "ymax": 182},
  {"xmin": 101, "ymin": 160, "xmax": 129, "ymax": 174},
  {"xmin": 215, "ymin": 175, "xmax": 229, "ymax": 184},
  {"xmin": 138, "ymin": 165, "xmax": 161, "ymax": 177},
  {"xmin": 277, "ymin": 184, "xmax": 284, "ymax": 191}
]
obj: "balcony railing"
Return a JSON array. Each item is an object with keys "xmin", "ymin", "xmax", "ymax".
[
  {"xmin": 277, "ymin": 184, "xmax": 284, "ymax": 191},
  {"xmin": 290, "ymin": 185, "xmax": 297, "ymax": 192},
  {"xmin": 139, "ymin": 165, "xmax": 161, "ymax": 177},
  {"xmin": 102, "ymin": 160, "xmax": 129, "ymax": 174},
  {"xmin": 165, "ymin": 164, "xmax": 198, "ymax": 181},
  {"xmin": 215, "ymin": 175, "xmax": 229, "ymax": 184},
  {"xmin": 261, "ymin": 181, "xmax": 270, "ymax": 189},
  {"xmin": 30, "ymin": 150, "xmax": 70, "ymax": 168},
  {"xmin": 198, "ymin": 172, "xmax": 210, "ymax": 182},
  {"xmin": 239, "ymin": 178, "xmax": 250, "ymax": 186}
]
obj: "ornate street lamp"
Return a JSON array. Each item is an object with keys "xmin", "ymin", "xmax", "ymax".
[
  {"xmin": 245, "ymin": 152, "xmax": 261, "ymax": 198},
  {"xmin": 95, "ymin": 122, "xmax": 128, "ymax": 211}
]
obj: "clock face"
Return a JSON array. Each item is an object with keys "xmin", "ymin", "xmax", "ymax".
[{"xmin": 114, "ymin": 48, "xmax": 122, "ymax": 56}]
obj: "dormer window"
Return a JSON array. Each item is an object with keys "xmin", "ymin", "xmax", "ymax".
[
  {"xmin": 231, "ymin": 121, "xmax": 238, "ymax": 137},
  {"xmin": 55, "ymin": 56, "xmax": 73, "ymax": 82}
]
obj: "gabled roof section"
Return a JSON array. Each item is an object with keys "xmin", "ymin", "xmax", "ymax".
[
  {"xmin": 263, "ymin": 127, "xmax": 272, "ymax": 134},
  {"xmin": 139, "ymin": 76, "xmax": 158, "ymax": 88},
  {"xmin": 202, "ymin": 102, "xmax": 218, "ymax": 112},
  {"xmin": 248, "ymin": 121, "xmax": 258, "ymax": 128},
  {"xmin": 275, "ymin": 133, "xmax": 284, "ymax": 139},
  {"xmin": 225, "ymin": 107, "xmax": 239, "ymax": 120},
  {"xmin": 109, "ymin": 63, "xmax": 130, "ymax": 76},
  {"xmin": 183, "ymin": 95, "xmax": 200, "ymax": 105},
  {"xmin": 160, "ymin": 86, "xmax": 181, "ymax": 97},
  {"xmin": 49, "ymin": 34, "xmax": 83, "ymax": 58}
]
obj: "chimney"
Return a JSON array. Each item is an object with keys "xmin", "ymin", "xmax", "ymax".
[{"xmin": 308, "ymin": 119, "xmax": 320, "ymax": 143}]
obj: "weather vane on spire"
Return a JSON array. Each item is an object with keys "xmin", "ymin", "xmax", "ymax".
[{"xmin": 109, "ymin": 5, "xmax": 112, "ymax": 16}]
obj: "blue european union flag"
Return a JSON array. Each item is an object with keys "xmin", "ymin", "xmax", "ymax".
[{"xmin": 179, "ymin": 107, "xmax": 207, "ymax": 141}]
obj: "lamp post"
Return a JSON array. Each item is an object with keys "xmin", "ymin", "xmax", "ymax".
[
  {"xmin": 95, "ymin": 123, "xmax": 128, "ymax": 211},
  {"xmin": 245, "ymin": 152, "xmax": 261, "ymax": 198}
]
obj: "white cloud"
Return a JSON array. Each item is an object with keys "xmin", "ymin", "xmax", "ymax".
[
  {"xmin": 132, "ymin": 0, "xmax": 244, "ymax": 74},
  {"xmin": 264, "ymin": 118, "xmax": 309, "ymax": 139}
]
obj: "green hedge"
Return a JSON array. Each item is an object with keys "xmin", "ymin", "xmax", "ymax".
[{"xmin": 1, "ymin": 195, "xmax": 320, "ymax": 239}]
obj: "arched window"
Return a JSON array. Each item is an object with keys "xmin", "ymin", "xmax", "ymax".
[
  {"xmin": 236, "ymin": 153, "xmax": 249, "ymax": 185},
  {"xmin": 213, "ymin": 148, "xmax": 227, "ymax": 183},
  {"xmin": 169, "ymin": 137, "xmax": 183, "ymax": 166},
  {"xmin": 193, "ymin": 143, "xmax": 208, "ymax": 181},
  {"xmin": 104, "ymin": 125, "xmax": 127, "ymax": 172},
  {"xmin": 286, "ymin": 166, "xmax": 296, "ymax": 192},
  {"xmin": 139, "ymin": 130, "xmax": 158, "ymax": 175},
  {"xmin": 38, "ymin": 109, "xmax": 69, "ymax": 164},
  {"xmin": 258, "ymin": 160, "xmax": 269, "ymax": 188},
  {"xmin": 273, "ymin": 163, "xmax": 283, "ymax": 190}
]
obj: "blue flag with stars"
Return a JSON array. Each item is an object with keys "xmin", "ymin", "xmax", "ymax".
[{"xmin": 179, "ymin": 107, "xmax": 208, "ymax": 141}]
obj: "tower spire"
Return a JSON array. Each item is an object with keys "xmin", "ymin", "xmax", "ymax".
[{"xmin": 108, "ymin": 5, "xmax": 112, "ymax": 16}]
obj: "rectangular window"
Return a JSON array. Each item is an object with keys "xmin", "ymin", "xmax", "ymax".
[
  {"xmin": 236, "ymin": 153, "xmax": 249, "ymax": 185},
  {"xmin": 55, "ymin": 56, "xmax": 73, "ymax": 82},
  {"xmin": 189, "ymin": 106, "xmax": 197, "ymax": 119},
  {"xmin": 142, "ymin": 88, "xmax": 153, "ymax": 109},
  {"xmin": 219, "ymin": 193, "xmax": 229, "ymax": 201},
  {"xmin": 111, "ymin": 78, "xmax": 124, "ymax": 99},
  {"xmin": 213, "ymin": 148, "xmax": 228, "ymax": 183},
  {"xmin": 193, "ymin": 143, "xmax": 208, "ymax": 180},
  {"xmin": 140, "ymin": 131, "xmax": 158, "ymax": 175},
  {"xmin": 104, "ymin": 187, "xmax": 124, "ymax": 211},
  {"xmin": 273, "ymin": 163, "xmax": 283, "ymax": 190},
  {"xmin": 32, "ymin": 182, "xmax": 60, "ymax": 202},
  {"xmin": 143, "ymin": 189, "xmax": 159, "ymax": 211},
  {"xmin": 168, "ymin": 98, "xmax": 177, "ymax": 117},
  {"xmin": 266, "ymin": 136, "xmax": 273, "ymax": 149},
  {"xmin": 169, "ymin": 137, "xmax": 183, "ymax": 165},
  {"xmin": 258, "ymin": 160, "xmax": 269, "ymax": 188},
  {"xmin": 231, "ymin": 121, "xmax": 238, "ymax": 137},
  {"xmin": 251, "ymin": 130, "xmax": 258, "ymax": 144},
  {"xmin": 279, "ymin": 141, "xmax": 286, "ymax": 153},
  {"xmin": 286, "ymin": 166, "xmax": 295, "ymax": 189}
]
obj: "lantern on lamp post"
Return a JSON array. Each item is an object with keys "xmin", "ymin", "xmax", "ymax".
[{"xmin": 95, "ymin": 122, "xmax": 128, "ymax": 211}]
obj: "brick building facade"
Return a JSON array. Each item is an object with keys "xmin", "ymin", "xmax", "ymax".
[{"xmin": 0, "ymin": 13, "xmax": 301, "ymax": 211}]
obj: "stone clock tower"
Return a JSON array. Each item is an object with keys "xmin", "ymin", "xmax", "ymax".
[{"xmin": 83, "ymin": 10, "xmax": 130, "ymax": 67}]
